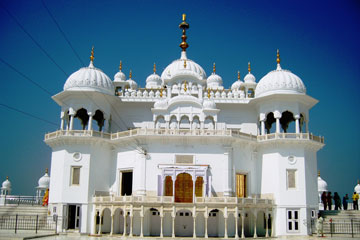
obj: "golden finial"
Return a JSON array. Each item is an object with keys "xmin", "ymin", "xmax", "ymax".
[
  {"xmin": 318, "ymin": 170, "xmax": 320, "ymax": 177},
  {"xmin": 90, "ymin": 46, "xmax": 94, "ymax": 62},
  {"xmin": 207, "ymin": 88, "xmax": 210, "ymax": 98},
  {"xmin": 119, "ymin": 61, "xmax": 122, "ymax": 71},
  {"xmin": 179, "ymin": 13, "xmax": 190, "ymax": 51},
  {"xmin": 184, "ymin": 81, "xmax": 187, "ymax": 92},
  {"xmin": 160, "ymin": 88, "xmax": 163, "ymax": 97},
  {"xmin": 153, "ymin": 63, "xmax": 156, "ymax": 73},
  {"xmin": 248, "ymin": 62, "xmax": 251, "ymax": 73},
  {"xmin": 6, "ymin": 176, "xmax": 8, "ymax": 180},
  {"xmin": 129, "ymin": 70, "xmax": 132, "ymax": 79},
  {"xmin": 213, "ymin": 62, "xmax": 216, "ymax": 73},
  {"xmin": 237, "ymin": 71, "xmax": 240, "ymax": 80},
  {"xmin": 184, "ymin": 59, "xmax": 187, "ymax": 68},
  {"xmin": 276, "ymin": 49, "xmax": 280, "ymax": 64},
  {"xmin": 46, "ymin": 168, "xmax": 48, "ymax": 174}
]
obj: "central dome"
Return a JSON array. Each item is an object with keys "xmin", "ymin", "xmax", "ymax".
[{"xmin": 161, "ymin": 52, "xmax": 207, "ymax": 85}]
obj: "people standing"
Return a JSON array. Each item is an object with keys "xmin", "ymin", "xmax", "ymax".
[
  {"xmin": 352, "ymin": 192, "xmax": 359, "ymax": 210},
  {"xmin": 334, "ymin": 192, "xmax": 341, "ymax": 210},
  {"xmin": 327, "ymin": 192, "xmax": 333, "ymax": 210},
  {"xmin": 321, "ymin": 192, "xmax": 327, "ymax": 210},
  {"xmin": 343, "ymin": 194, "xmax": 349, "ymax": 210}
]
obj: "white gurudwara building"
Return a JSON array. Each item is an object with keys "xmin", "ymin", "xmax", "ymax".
[{"xmin": 44, "ymin": 15, "xmax": 325, "ymax": 237}]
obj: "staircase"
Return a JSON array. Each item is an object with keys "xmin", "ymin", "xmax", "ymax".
[
  {"xmin": 0, "ymin": 205, "xmax": 48, "ymax": 216},
  {"xmin": 318, "ymin": 210, "xmax": 360, "ymax": 236}
]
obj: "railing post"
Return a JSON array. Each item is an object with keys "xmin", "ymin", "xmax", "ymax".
[
  {"xmin": 330, "ymin": 218, "xmax": 333, "ymax": 237},
  {"xmin": 35, "ymin": 215, "xmax": 39, "ymax": 233},
  {"xmin": 351, "ymin": 219, "xmax": 353, "ymax": 238},
  {"xmin": 15, "ymin": 214, "xmax": 18, "ymax": 234}
]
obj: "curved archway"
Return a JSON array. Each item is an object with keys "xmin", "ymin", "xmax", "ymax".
[
  {"xmin": 101, "ymin": 208, "xmax": 111, "ymax": 234},
  {"xmin": 207, "ymin": 209, "xmax": 225, "ymax": 237},
  {"xmin": 155, "ymin": 115, "xmax": 165, "ymax": 129},
  {"xmin": 164, "ymin": 176, "xmax": 173, "ymax": 196},
  {"xmin": 265, "ymin": 112, "xmax": 275, "ymax": 134},
  {"xmin": 175, "ymin": 209, "xmax": 193, "ymax": 237},
  {"xmin": 175, "ymin": 173, "xmax": 193, "ymax": 203},
  {"xmin": 169, "ymin": 116, "xmax": 177, "ymax": 130},
  {"xmin": 280, "ymin": 111, "xmax": 295, "ymax": 133},
  {"xmin": 74, "ymin": 108, "xmax": 89, "ymax": 130},
  {"xmin": 204, "ymin": 116, "xmax": 215, "ymax": 130},
  {"xmin": 192, "ymin": 116, "xmax": 200, "ymax": 130},
  {"xmin": 179, "ymin": 115, "xmax": 190, "ymax": 129},
  {"xmin": 113, "ymin": 208, "xmax": 125, "ymax": 234},
  {"xmin": 93, "ymin": 110, "xmax": 105, "ymax": 131}
]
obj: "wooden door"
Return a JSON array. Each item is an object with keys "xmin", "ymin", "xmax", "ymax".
[{"xmin": 175, "ymin": 173, "xmax": 193, "ymax": 203}]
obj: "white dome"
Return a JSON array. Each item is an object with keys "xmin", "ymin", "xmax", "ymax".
[
  {"xmin": 146, "ymin": 73, "xmax": 162, "ymax": 89},
  {"xmin": 161, "ymin": 52, "xmax": 207, "ymax": 84},
  {"xmin": 114, "ymin": 70, "xmax": 126, "ymax": 82},
  {"xmin": 318, "ymin": 176, "xmax": 328, "ymax": 192},
  {"xmin": 231, "ymin": 80, "xmax": 243, "ymax": 90},
  {"xmin": 64, "ymin": 61, "xmax": 115, "ymax": 95},
  {"xmin": 244, "ymin": 72, "xmax": 256, "ymax": 83},
  {"xmin": 355, "ymin": 181, "xmax": 360, "ymax": 194},
  {"xmin": 126, "ymin": 79, "xmax": 138, "ymax": 90},
  {"xmin": 207, "ymin": 73, "xmax": 223, "ymax": 89},
  {"xmin": 38, "ymin": 171, "xmax": 50, "ymax": 189},
  {"xmin": 255, "ymin": 64, "xmax": 306, "ymax": 98},
  {"xmin": 1, "ymin": 177, "xmax": 11, "ymax": 190},
  {"xmin": 203, "ymin": 99, "xmax": 216, "ymax": 109}
]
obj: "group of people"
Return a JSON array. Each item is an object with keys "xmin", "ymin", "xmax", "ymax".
[{"xmin": 321, "ymin": 191, "xmax": 359, "ymax": 210}]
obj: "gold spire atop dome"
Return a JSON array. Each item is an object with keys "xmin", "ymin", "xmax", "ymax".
[
  {"xmin": 318, "ymin": 170, "xmax": 320, "ymax": 177},
  {"xmin": 129, "ymin": 70, "xmax": 132, "ymax": 79},
  {"xmin": 276, "ymin": 49, "xmax": 280, "ymax": 64},
  {"xmin": 153, "ymin": 63, "xmax": 156, "ymax": 73},
  {"xmin": 248, "ymin": 62, "xmax": 251, "ymax": 73},
  {"xmin": 46, "ymin": 168, "xmax": 48, "ymax": 174},
  {"xmin": 207, "ymin": 88, "xmax": 210, "ymax": 98},
  {"xmin": 6, "ymin": 176, "xmax": 8, "ymax": 180},
  {"xmin": 160, "ymin": 88, "xmax": 163, "ymax": 97},
  {"xmin": 237, "ymin": 71, "xmax": 240, "ymax": 80},
  {"xmin": 184, "ymin": 59, "xmax": 187, "ymax": 68},
  {"xmin": 119, "ymin": 61, "xmax": 122, "ymax": 71},
  {"xmin": 179, "ymin": 13, "xmax": 190, "ymax": 52},
  {"xmin": 213, "ymin": 63, "xmax": 216, "ymax": 73},
  {"xmin": 90, "ymin": 46, "xmax": 94, "ymax": 62}
]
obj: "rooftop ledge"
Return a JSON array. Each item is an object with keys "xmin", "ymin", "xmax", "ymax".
[
  {"xmin": 92, "ymin": 195, "xmax": 274, "ymax": 206},
  {"xmin": 44, "ymin": 129, "xmax": 324, "ymax": 144}
]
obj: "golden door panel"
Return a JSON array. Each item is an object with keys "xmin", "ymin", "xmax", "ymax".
[
  {"xmin": 175, "ymin": 173, "xmax": 193, "ymax": 203},
  {"xmin": 165, "ymin": 176, "xmax": 173, "ymax": 196},
  {"xmin": 195, "ymin": 177, "xmax": 203, "ymax": 197},
  {"xmin": 236, "ymin": 174, "xmax": 247, "ymax": 198}
]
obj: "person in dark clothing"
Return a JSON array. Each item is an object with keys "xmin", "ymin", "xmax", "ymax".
[
  {"xmin": 321, "ymin": 192, "xmax": 327, "ymax": 210},
  {"xmin": 327, "ymin": 192, "xmax": 333, "ymax": 210},
  {"xmin": 334, "ymin": 192, "xmax": 341, "ymax": 210},
  {"xmin": 343, "ymin": 194, "xmax": 349, "ymax": 210}
]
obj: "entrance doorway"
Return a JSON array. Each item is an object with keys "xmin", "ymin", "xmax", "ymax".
[
  {"xmin": 236, "ymin": 174, "xmax": 247, "ymax": 198},
  {"xmin": 175, "ymin": 173, "xmax": 193, "ymax": 203},
  {"xmin": 64, "ymin": 204, "xmax": 81, "ymax": 230},
  {"xmin": 121, "ymin": 171, "xmax": 133, "ymax": 196}
]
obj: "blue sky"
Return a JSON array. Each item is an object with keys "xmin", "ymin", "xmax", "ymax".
[{"xmin": 0, "ymin": 0, "xmax": 359, "ymax": 197}]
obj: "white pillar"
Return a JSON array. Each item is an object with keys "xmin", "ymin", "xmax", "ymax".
[
  {"xmin": 224, "ymin": 216, "xmax": 228, "ymax": 238},
  {"xmin": 253, "ymin": 212, "xmax": 257, "ymax": 238},
  {"xmin": 110, "ymin": 214, "xmax": 114, "ymax": 235},
  {"xmin": 60, "ymin": 117, "xmax": 64, "ymax": 130},
  {"xmin": 123, "ymin": 212, "xmax": 126, "ymax": 236},
  {"xmin": 223, "ymin": 147, "xmax": 233, "ymax": 197},
  {"xmin": 261, "ymin": 120, "xmax": 265, "ymax": 136},
  {"xmin": 160, "ymin": 215, "xmax": 164, "ymax": 237},
  {"xmin": 138, "ymin": 152, "xmax": 146, "ymax": 196},
  {"xmin": 92, "ymin": 212, "xmax": 97, "ymax": 235},
  {"xmin": 88, "ymin": 113, "xmax": 94, "ymax": 131},
  {"xmin": 193, "ymin": 216, "xmax": 196, "ymax": 238},
  {"xmin": 140, "ymin": 216, "xmax": 144, "ymax": 237},
  {"xmin": 265, "ymin": 214, "xmax": 269, "ymax": 238},
  {"xmin": 193, "ymin": 176, "xmax": 196, "ymax": 202},
  {"xmin": 275, "ymin": 117, "xmax": 280, "ymax": 133},
  {"xmin": 235, "ymin": 212, "xmax": 239, "ymax": 239},
  {"xmin": 69, "ymin": 114, "xmax": 75, "ymax": 130},
  {"xmin": 98, "ymin": 213, "xmax": 103, "ymax": 235},
  {"xmin": 129, "ymin": 215, "xmax": 133, "ymax": 237},
  {"xmin": 241, "ymin": 215, "xmax": 245, "ymax": 239},
  {"xmin": 172, "ymin": 214, "xmax": 175, "ymax": 237},
  {"xmin": 204, "ymin": 215, "xmax": 208, "ymax": 238},
  {"xmin": 295, "ymin": 115, "xmax": 300, "ymax": 134},
  {"xmin": 172, "ymin": 175, "xmax": 176, "ymax": 198}
]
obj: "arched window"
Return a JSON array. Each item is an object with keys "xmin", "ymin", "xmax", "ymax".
[
  {"xmin": 155, "ymin": 116, "xmax": 165, "ymax": 129},
  {"xmin": 280, "ymin": 111, "xmax": 295, "ymax": 133},
  {"xmin": 179, "ymin": 115, "xmax": 190, "ymax": 129},
  {"xmin": 93, "ymin": 110, "xmax": 105, "ymax": 131},
  {"xmin": 74, "ymin": 108, "xmax": 89, "ymax": 130},
  {"xmin": 169, "ymin": 116, "xmax": 177, "ymax": 130},
  {"xmin": 265, "ymin": 112, "xmax": 276, "ymax": 134},
  {"xmin": 192, "ymin": 116, "xmax": 200, "ymax": 130},
  {"xmin": 204, "ymin": 116, "xmax": 215, "ymax": 130}
]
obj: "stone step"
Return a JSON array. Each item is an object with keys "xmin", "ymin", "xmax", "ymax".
[{"xmin": 0, "ymin": 205, "xmax": 48, "ymax": 216}]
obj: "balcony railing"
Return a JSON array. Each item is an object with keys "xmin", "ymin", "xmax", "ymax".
[
  {"xmin": 0, "ymin": 195, "xmax": 43, "ymax": 206},
  {"xmin": 93, "ymin": 195, "xmax": 273, "ymax": 206},
  {"xmin": 45, "ymin": 129, "xmax": 324, "ymax": 144}
]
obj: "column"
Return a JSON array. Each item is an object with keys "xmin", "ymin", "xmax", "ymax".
[
  {"xmin": 92, "ymin": 212, "xmax": 97, "ymax": 235},
  {"xmin": 110, "ymin": 214, "xmax": 114, "ymax": 235},
  {"xmin": 295, "ymin": 115, "xmax": 300, "ymax": 134},
  {"xmin": 275, "ymin": 117, "xmax": 280, "ymax": 133},
  {"xmin": 193, "ymin": 215, "xmax": 196, "ymax": 238},
  {"xmin": 98, "ymin": 213, "xmax": 103, "ymax": 235},
  {"xmin": 88, "ymin": 112, "xmax": 94, "ymax": 131},
  {"xmin": 160, "ymin": 214, "xmax": 164, "ymax": 237},
  {"xmin": 140, "ymin": 216, "xmax": 144, "ymax": 237},
  {"xmin": 69, "ymin": 113, "xmax": 75, "ymax": 130},
  {"xmin": 241, "ymin": 214, "xmax": 245, "ymax": 239},
  {"xmin": 265, "ymin": 213, "xmax": 269, "ymax": 238},
  {"xmin": 253, "ymin": 212, "xmax": 257, "ymax": 238},
  {"xmin": 223, "ymin": 147, "xmax": 233, "ymax": 197},
  {"xmin": 271, "ymin": 213, "xmax": 275, "ymax": 237},
  {"xmin": 235, "ymin": 210, "xmax": 239, "ymax": 239},
  {"xmin": 224, "ymin": 216, "xmax": 228, "ymax": 238},
  {"xmin": 193, "ymin": 175, "xmax": 196, "ymax": 202},
  {"xmin": 60, "ymin": 111, "xmax": 65, "ymax": 131},
  {"xmin": 172, "ymin": 214, "xmax": 175, "ymax": 237},
  {"xmin": 261, "ymin": 120, "xmax": 265, "ymax": 136},
  {"xmin": 129, "ymin": 215, "xmax": 133, "ymax": 237},
  {"xmin": 172, "ymin": 175, "xmax": 176, "ymax": 198},
  {"xmin": 205, "ymin": 215, "xmax": 209, "ymax": 238},
  {"xmin": 123, "ymin": 211, "xmax": 126, "ymax": 237}
]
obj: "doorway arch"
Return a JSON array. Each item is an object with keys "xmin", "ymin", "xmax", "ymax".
[{"xmin": 175, "ymin": 173, "xmax": 193, "ymax": 203}]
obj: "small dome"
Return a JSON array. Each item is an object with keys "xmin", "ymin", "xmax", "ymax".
[
  {"xmin": 161, "ymin": 51, "xmax": 207, "ymax": 85},
  {"xmin": 1, "ymin": 177, "xmax": 11, "ymax": 190},
  {"xmin": 126, "ymin": 71, "xmax": 138, "ymax": 90},
  {"xmin": 114, "ymin": 71, "xmax": 126, "ymax": 82},
  {"xmin": 255, "ymin": 63, "xmax": 306, "ymax": 98},
  {"xmin": 231, "ymin": 71, "xmax": 243, "ymax": 90},
  {"xmin": 38, "ymin": 170, "xmax": 50, "ymax": 189},
  {"xmin": 355, "ymin": 180, "xmax": 360, "ymax": 194},
  {"xmin": 146, "ymin": 73, "xmax": 162, "ymax": 89},
  {"xmin": 203, "ymin": 99, "xmax": 216, "ymax": 109},
  {"xmin": 207, "ymin": 73, "xmax": 223, "ymax": 89},
  {"xmin": 318, "ymin": 176, "xmax": 328, "ymax": 192},
  {"xmin": 64, "ymin": 61, "xmax": 114, "ymax": 95},
  {"xmin": 244, "ymin": 72, "xmax": 256, "ymax": 83}
]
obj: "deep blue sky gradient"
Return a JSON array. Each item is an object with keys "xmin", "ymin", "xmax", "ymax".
[{"xmin": 0, "ymin": 0, "xmax": 359, "ymax": 197}]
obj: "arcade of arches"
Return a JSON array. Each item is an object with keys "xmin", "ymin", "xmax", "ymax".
[{"xmin": 260, "ymin": 111, "xmax": 307, "ymax": 135}]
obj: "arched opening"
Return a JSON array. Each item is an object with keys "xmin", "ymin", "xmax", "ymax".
[
  {"xmin": 102, "ymin": 208, "xmax": 111, "ymax": 234},
  {"xmin": 113, "ymin": 208, "xmax": 124, "ymax": 234},
  {"xmin": 208, "ymin": 209, "xmax": 225, "ymax": 237},
  {"xmin": 248, "ymin": 88, "xmax": 255, "ymax": 98},
  {"xmin": 164, "ymin": 176, "xmax": 173, "ymax": 196},
  {"xmin": 179, "ymin": 115, "xmax": 190, "ymax": 129},
  {"xmin": 280, "ymin": 111, "xmax": 295, "ymax": 133},
  {"xmin": 265, "ymin": 112, "xmax": 276, "ymax": 134},
  {"xmin": 148, "ymin": 208, "xmax": 160, "ymax": 236},
  {"xmin": 175, "ymin": 173, "xmax": 193, "ymax": 203},
  {"xmin": 93, "ymin": 110, "xmax": 105, "ymax": 131},
  {"xmin": 195, "ymin": 177, "xmax": 203, "ymax": 197},
  {"xmin": 192, "ymin": 116, "xmax": 200, "ymax": 130},
  {"xmin": 74, "ymin": 108, "xmax": 89, "ymax": 130},
  {"xmin": 204, "ymin": 116, "xmax": 215, "ymax": 130},
  {"xmin": 169, "ymin": 116, "xmax": 177, "ymax": 130},
  {"xmin": 155, "ymin": 115, "xmax": 165, "ymax": 129},
  {"xmin": 175, "ymin": 209, "xmax": 193, "ymax": 237},
  {"xmin": 132, "ymin": 211, "xmax": 141, "ymax": 236},
  {"xmin": 256, "ymin": 211, "xmax": 266, "ymax": 237}
]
